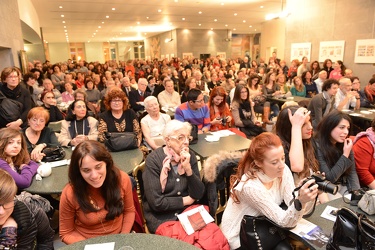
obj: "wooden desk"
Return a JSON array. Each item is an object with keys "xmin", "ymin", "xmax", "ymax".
[
  {"xmin": 295, "ymin": 198, "xmax": 375, "ymax": 250},
  {"xmin": 59, "ymin": 233, "xmax": 199, "ymax": 250},
  {"xmin": 24, "ymin": 147, "xmax": 143, "ymax": 195},
  {"xmin": 189, "ymin": 133, "xmax": 251, "ymax": 160}
]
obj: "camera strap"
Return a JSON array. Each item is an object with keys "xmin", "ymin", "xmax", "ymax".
[{"xmin": 290, "ymin": 186, "xmax": 318, "ymax": 218}]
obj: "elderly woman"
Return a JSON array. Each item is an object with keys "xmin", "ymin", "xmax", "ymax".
[
  {"xmin": 58, "ymin": 100, "xmax": 99, "ymax": 147},
  {"xmin": 142, "ymin": 120, "xmax": 205, "ymax": 233},
  {"xmin": 353, "ymin": 117, "xmax": 375, "ymax": 189},
  {"xmin": 0, "ymin": 67, "xmax": 32, "ymax": 129},
  {"xmin": 40, "ymin": 90, "xmax": 64, "ymax": 122},
  {"xmin": 221, "ymin": 133, "xmax": 317, "ymax": 249},
  {"xmin": 141, "ymin": 96, "xmax": 171, "ymax": 151},
  {"xmin": 0, "ymin": 170, "xmax": 54, "ymax": 249},
  {"xmin": 23, "ymin": 107, "xmax": 60, "ymax": 162},
  {"xmin": 98, "ymin": 87, "xmax": 142, "ymax": 145}
]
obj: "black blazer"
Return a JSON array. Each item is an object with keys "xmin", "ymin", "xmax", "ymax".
[{"xmin": 128, "ymin": 90, "xmax": 151, "ymax": 111}]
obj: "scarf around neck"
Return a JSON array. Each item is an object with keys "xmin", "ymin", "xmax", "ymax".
[
  {"xmin": 364, "ymin": 85, "xmax": 375, "ymax": 103},
  {"xmin": 160, "ymin": 146, "xmax": 186, "ymax": 193},
  {"xmin": 354, "ymin": 127, "xmax": 375, "ymax": 159}
]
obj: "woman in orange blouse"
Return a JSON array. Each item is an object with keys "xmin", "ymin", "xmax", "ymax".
[
  {"xmin": 208, "ymin": 86, "xmax": 233, "ymax": 131},
  {"xmin": 59, "ymin": 140, "xmax": 135, "ymax": 244}
]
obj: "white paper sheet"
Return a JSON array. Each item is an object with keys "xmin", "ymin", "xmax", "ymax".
[{"xmin": 84, "ymin": 242, "xmax": 115, "ymax": 250}]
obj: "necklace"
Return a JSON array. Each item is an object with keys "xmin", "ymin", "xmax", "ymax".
[
  {"xmin": 99, "ymin": 213, "xmax": 115, "ymax": 234},
  {"xmin": 74, "ymin": 119, "xmax": 85, "ymax": 136},
  {"xmin": 89, "ymin": 196, "xmax": 116, "ymax": 233}
]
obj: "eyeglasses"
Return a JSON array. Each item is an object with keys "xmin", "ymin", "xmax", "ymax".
[
  {"xmin": 169, "ymin": 135, "xmax": 193, "ymax": 143},
  {"xmin": 194, "ymin": 99, "xmax": 204, "ymax": 103},
  {"xmin": 30, "ymin": 118, "xmax": 46, "ymax": 124},
  {"xmin": 7, "ymin": 75, "xmax": 19, "ymax": 79},
  {"xmin": 111, "ymin": 99, "xmax": 123, "ymax": 103},
  {"xmin": 0, "ymin": 199, "xmax": 16, "ymax": 210}
]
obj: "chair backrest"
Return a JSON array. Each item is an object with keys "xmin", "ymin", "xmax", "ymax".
[
  {"xmin": 48, "ymin": 121, "xmax": 62, "ymax": 133},
  {"xmin": 132, "ymin": 162, "xmax": 147, "ymax": 227},
  {"xmin": 203, "ymin": 151, "xmax": 243, "ymax": 224}
]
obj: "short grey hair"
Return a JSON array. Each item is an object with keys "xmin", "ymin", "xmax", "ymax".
[
  {"xmin": 162, "ymin": 120, "xmax": 192, "ymax": 139},
  {"xmin": 144, "ymin": 96, "xmax": 158, "ymax": 109}
]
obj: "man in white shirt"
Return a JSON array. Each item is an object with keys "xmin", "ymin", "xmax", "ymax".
[
  {"xmin": 157, "ymin": 78, "xmax": 181, "ymax": 108},
  {"xmin": 334, "ymin": 77, "xmax": 360, "ymax": 110},
  {"xmin": 314, "ymin": 70, "xmax": 327, "ymax": 93}
]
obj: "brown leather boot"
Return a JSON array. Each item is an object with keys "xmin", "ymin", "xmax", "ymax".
[{"xmin": 262, "ymin": 106, "xmax": 274, "ymax": 129}]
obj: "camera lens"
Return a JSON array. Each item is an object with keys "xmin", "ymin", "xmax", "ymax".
[{"xmin": 318, "ymin": 180, "xmax": 338, "ymax": 195}]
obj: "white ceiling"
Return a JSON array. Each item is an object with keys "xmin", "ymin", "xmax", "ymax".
[{"xmin": 30, "ymin": 0, "xmax": 284, "ymax": 43}]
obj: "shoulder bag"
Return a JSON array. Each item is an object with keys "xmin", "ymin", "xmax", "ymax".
[
  {"xmin": 327, "ymin": 207, "xmax": 375, "ymax": 250},
  {"xmin": 239, "ymin": 215, "xmax": 293, "ymax": 250},
  {"xmin": 104, "ymin": 132, "xmax": 138, "ymax": 152},
  {"xmin": 42, "ymin": 146, "xmax": 66, "ymax": 162},
  {"xmin": 358, "ymin": 189, "xmax": 375, "ymax": 215}
]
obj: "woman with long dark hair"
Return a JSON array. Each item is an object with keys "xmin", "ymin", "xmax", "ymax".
[
  {"xmin": 59, "ymin": 140, "xmax": 135, "ymax": 244},
  {"xmin": 313, "ymin": 110, "xmax": 360, "ymax": 199},
  {"xmin": 208, "ymin": 86, "xmax": 233, "ymax": 131}
]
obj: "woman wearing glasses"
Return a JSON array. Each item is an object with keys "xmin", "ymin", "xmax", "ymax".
[
  {"xmin": 97, "ymin": 87, "xmax": 142, "ymax": 146},
  {"xmin": 0, "ymin": 170, "xmax": 54, "ymax": 249},
  {"xmin": 142, "ymin": 120, "xmax": 205, "ymax": 233},
  {"xmin": 0, "ymin": 67, "xmax": 33, "ymax": 130}
]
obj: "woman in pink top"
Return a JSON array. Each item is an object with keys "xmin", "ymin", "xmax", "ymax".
[{"xmin": 329, "ymin": 60, "xmax": 345, "ymax": 80}]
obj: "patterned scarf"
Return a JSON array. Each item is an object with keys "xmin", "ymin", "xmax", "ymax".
[
  {"xmin": 353, "ymin": 127, "xmax": 375, "ymax": 159},
  {"xmin": 364, "ymin": 85, "xmax": 375, "ymax": 103},
  {"xmin": 160, "ymin": 146, "xmax": 185, "ymax": 193}
]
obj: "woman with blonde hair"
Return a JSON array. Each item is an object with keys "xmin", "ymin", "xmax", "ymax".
[{"xmin": 291, "ymin": 76, "xmax": 306, "ymax": 97}]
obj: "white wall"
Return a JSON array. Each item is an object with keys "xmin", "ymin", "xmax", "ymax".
[
  {"xmin": 85, "ymin": 43, "xmax": 104, "ymax": 63},
  {"xmin": 17, "ymin": 0, "xmax": 40, "ymax": 38},
  {"xmin": 261, "ymin": 18, "xmax": 286, "ymax": 63},
  {"xmin": 48, "ymin": 43, "xmax": 69, "ymax": 63}
]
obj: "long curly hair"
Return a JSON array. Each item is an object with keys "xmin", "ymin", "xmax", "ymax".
[{"xmin": 0, "ymin": 128, "xmax": 30, "ymax": 166}]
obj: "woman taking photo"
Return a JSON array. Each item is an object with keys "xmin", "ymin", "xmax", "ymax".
[
  {"xmin": 98, "ymin": 87, "xmax": 142, "ymax": 145},
  {"xmin": 276, "ymin": 106, "xmax": 329, "ymax": 203},
  {"xmin": 208, "ymin": 86, "xmax": 233, "ymax": 131},
  {"xmin": 141, "ymin": 96, "xmax": 171, "ymax": 151},
  {"xmin": 313, "ymin": 110, "xmax": 360, "ymax": 199},
  {"xmin": 142, "ymin": 120, "xmax": 205, "ymax": 233},
  {"xmin": 231, "ymin": 85, "xmax": 264, "ymax": 138},
  {"xmin": 0, "ymin": 67, "xmax": 33, "ymax": 130},
  {"xmin": 221, "ymin": 132, "xmax": 318, "ymax": 249},
  {"xmin": 23, "ymin": 107, "xmax": 60, "ymax": 162},
  {"xmin": 291, "ymin": 76, "xmax": 306, "ymax": 97},
  {"xmin": 0, "ymin": 128, "xmax": 38, "ymax": 189},
  {"xmin": 59, "ymin": 140, "xmax": 135, "ymax": 244},
  {"xmin": 0, "ymin": 170, "xmax": 54, "ymax": 249},
  {"xmin": 58, "ymin": 100, "xmax": 99, "ymax": 147}
]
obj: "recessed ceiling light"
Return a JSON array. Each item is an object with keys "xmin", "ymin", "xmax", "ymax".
[
  {"xmin": 95, "ymin": 30, "xmax": 98, "ymax": 32},
  {"xmin": 63, "ymin": 26, "xmax": 66, "ymax": 28},
  {"xmin": 158, "ymin": 9, "xmax": 162, "ymax": 12},
  {"xmin": 260, "ymin": 6, "xmax": 264, "ymax": 8},
  {"xmin": 137, "ymin": 22, "xmax": 140, "ymax": 25},
  {"xmin": 98, "ymin": 26, "xmax": 101, "ymax": 28},
  {"xmin": 234, "ymin": 13, "xmax": 237, "ymax": 16},
  {"xmin": 249, "ymin": 25, "xmax": 252, "ymax": 28},
  {"xmin": 62, "ymin": 21, "xmax": 65, "ymax": 23},
  {"xmin": 112, "ymin": 8, "xmax": 115, "ymax": 11},
  {"xmin": 255, "ymin": 29, "xmax": 257, "ymax": 31},
  {"xmin": 93, "ymin": 33, "xmax": 96, "ymax": 35},
  {"xmin": 59, "ymin": 6, "xmax": 63, "ymax": 9},
  {"xmin": 182, "ymin": 18, "xmax": 185, "ymax": 20},
  {"xmin": 198, "ymin": 11, "xmax": 202, "ymax": 14},
  {"xmin": 233, "ymin": 28, "xmax": 236, "ymax": 31},
  {"xmin": 243, "ymin": 20, "xmax": 246, "ymax": 23},
  {"xmin": 102, "ymin": 21, "xmax": 105, "ymax": 24},
  {"xmin": 225, "ymin": 24, "xmax": 228, "ymax": 27},
  {"xmin": 174, "ymin": 0, "xmax": 178, "ymax": 2},
  {"xmin": 64, "ymin": 30, "xmax": 67, "ymax": 32},
  {"xmin": 221, "ymin": 3, "xmax": 224, "ymax": 5},
  {"xmin": 199, "ymin": 24, "xmax": 201, "ymax": 26},
  {"xmin": 61, "ymin": 15, "xmax": 64, "ymax": 17},
  {"xmin": 146, "ymin": 17, "xmax": 149, "ymax": 19},
  {"xmin": 211, "ymin": 28, "xmax": 213, "ymax": 30},
  {"xmin": 106, "ymin": 16, "xmax": 109, "ymax": 18},
  {"xmin": 214, "ymin": 19, "xmax": 217, "ymax": 22}
]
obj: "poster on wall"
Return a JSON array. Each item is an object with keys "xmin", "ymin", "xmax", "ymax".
[
  {"xmin": 290, "ymin": 43, "xmax": 311, "ymax": 62},
  {"xmin": 182, "ymin": 53, "xmax": 193, "ymax": 60},
  {"xmin": 318, "ymin": 41, "xmax": 345, "ymax": 62},
  {"xmin": 354, "ymin": 39, "xmax": 375, "ymax": 63},
  {"xmin": 217, "ymin": 52, "xmax": 226, "ymax": 60}
]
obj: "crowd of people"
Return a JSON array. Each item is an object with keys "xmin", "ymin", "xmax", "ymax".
[{"xmin": 1, "ymin": 53, "xmax": 375, "ymax": 249}]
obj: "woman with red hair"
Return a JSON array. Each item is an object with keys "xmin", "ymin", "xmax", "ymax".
[{"xmin": 207, "ymin": 86, "xmax": 233, "ymax": 131}]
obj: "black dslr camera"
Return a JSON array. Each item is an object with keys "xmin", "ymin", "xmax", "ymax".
[{"xmin": 302, "ymin": 173, "xmax": 338, "ymax": 195}]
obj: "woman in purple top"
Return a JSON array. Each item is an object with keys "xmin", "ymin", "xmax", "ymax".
[{"xmin": 0, "ymin": 128, "xmax": 38, "ymax": 189}]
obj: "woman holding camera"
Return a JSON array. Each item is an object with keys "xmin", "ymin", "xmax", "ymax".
[
  {"xmin": 313, "ymin": 110, "xmax": 361, "ymax": 199},
  {"xmin": 276, "ymin": 106, "xmax": 329, "ymax": 204},
  {"xmin": 208, "ymin": 86, "xmax": 233, "ymax": 131},
  {"xmin": 221, "ymin": 132, "xmax": 318, "ymax": 249}
]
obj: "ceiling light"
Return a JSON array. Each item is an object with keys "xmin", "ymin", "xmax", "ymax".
[
  {"xmin": 64, "ymin": 30, "xmax": 67, "ymax": 32},
  {"xmin": 249, "ymin": 25, "xmax": 252, "ymax": 28},
  {"xmin": 233, "ymin": 28, "xmax": 236, "ymax": 31},
  {"xmin": 198, "ymin": 11, "xmax": 202, "ymax": 14},
  {"xmin": 96, "ymin": 30, "xmax": 98, "ymax": 32},
  {"xmin": 210, "ymin": 28, "xmax": 213, "ymax": 30},
  {"xmin": 234, "ymin": 13, "xmax": 237, "ymax": 16},
  {"xmin": 260, "ymin": 6, "xmax": 264, "ymax": 8},
  {"xmin": 112, "ymin": 8, "xmax": 116, "ymax": 11},
  {"xmin": 61, "ymin": 15, "xmax": 64, "ymax": 17},
  {"xmin": 102, "ymin": 21, "xmax": 105, "ymax": 24},
  {"xmin": 158, "ymin": 9, "xmax": 162, "ymax": 12},
  {"xmin": 106, "ymin": 16, "xmax": 109, "ymax": 18},
  {"xmin": 62, "ymin": 21, "xmax": 65, "ymax": 23},
  {"xmin": 59, "ymin": 6, "xmax": 63, "ymax": 9},
  {"xmin": 198, "ymin": 24, "xmax": 201, "ymax": 26},
  {"xmin": 64, "ymin": 26, "xmax": 66, "ymax": 28},
  {"xmin": 225, "ymin": 24, "xmax": 228, "ymax": 27},
  {"xmin": 243, "ymin": 20, "xmax": 246, "ymax": 23},
  {"xmin": 146, "ymin": 17, "xmax": 149, "ymax": 19},
  {"xmin": 137, "ymin": 22, "xmax": 140, "ymax": 25},
  {"xmin": 98, "ymin": 26, "xmax": 101, "ymax": 28},
  {"xmin": 182, "ymin": 18, "xmax": 185, "ymax": 21},
  {"xmin": 214, "ymin": 19, "xmax": 217, "ymax": 22},
  {"xmin": 221, "ymin": 3, "xmax": 224, "ymax": 5}
]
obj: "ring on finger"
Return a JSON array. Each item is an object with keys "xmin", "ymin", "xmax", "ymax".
[{"xmin": 309, "ymin": 187, "xmax": 313, "ymax": 192}]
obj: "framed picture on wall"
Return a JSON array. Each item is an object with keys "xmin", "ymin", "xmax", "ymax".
[
  {"xmin": 318, "ymin": 41, "xmax": 345, "ymax": 62},
  {"xmin": 182, "ymin": 53, "xmax": 193, "ymax": 60},
  {"xmin": 354, "ymin": 39, "xmax": 375, "ymax": 63},
  {"xmin": 290, "ymin": 43, "xmax": 311, "ymax": 62},
  {"xmin": 217, "ymin": 52, "xmax": 226, "ymax": 59}
]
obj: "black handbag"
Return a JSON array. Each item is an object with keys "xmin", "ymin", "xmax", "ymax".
[
  {"xmin": 104, "ymin": 132, "xmax": 138, "ymax": 152},
  {"xmin": 42, "ymin": 146, "xmax": 66, "ymax": 162},
  {"xmin": 239, "ymin": 215, "xmax": 293, "ymax": 250},
  {"xmin": 327, "ymin": 207, "xmax": 375, "ymax": 250},
  {"xmin": 0, "ymin": 90, "xmax": 23, "ymax": 124},
  {"xmin": 190, "ymin": 124, "xmax": 198, "ymax": 144}
]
